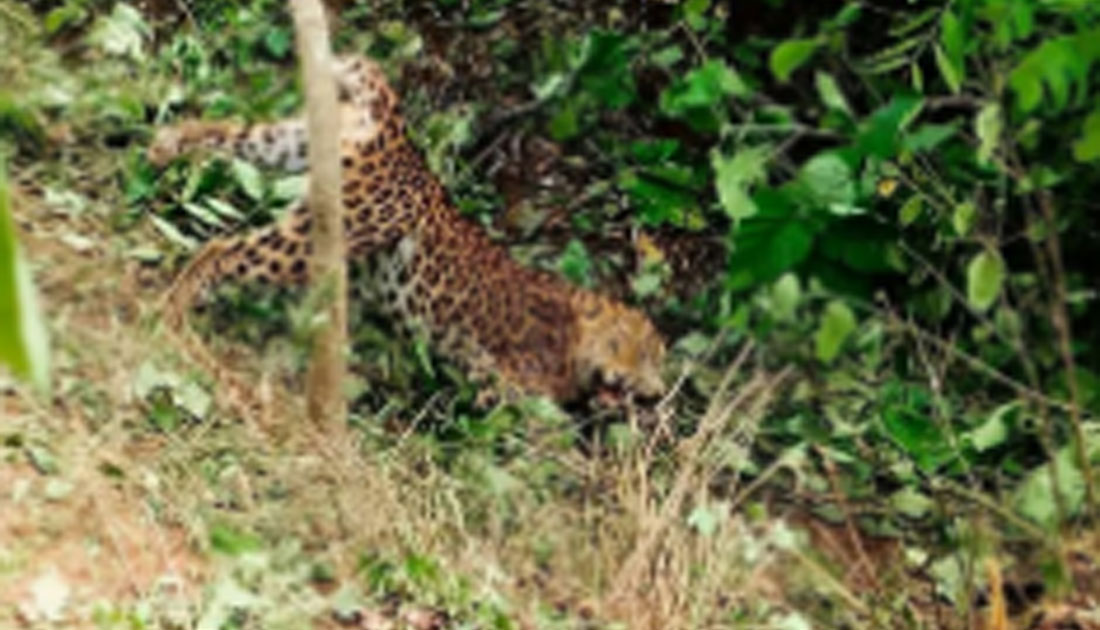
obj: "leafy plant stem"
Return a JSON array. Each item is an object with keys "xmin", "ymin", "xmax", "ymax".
[{"xmin": 1035, "ymin": 189, "xmax": 1097, "ymax": 520}]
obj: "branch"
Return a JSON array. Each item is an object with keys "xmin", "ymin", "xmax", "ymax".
[{"xmin": 290, "ymin": 0, "xmax": 347, "ymax": 428}]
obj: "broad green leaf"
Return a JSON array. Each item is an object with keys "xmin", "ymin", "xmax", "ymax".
[
  {"xmin": 798, "ymin": 153, "xmax": 854, "ymax": 208},
  {"xmin": 966, "ymin": 249, "xmax": 1005, "ymax": 312},
  {"xmin": 975, "ymin": 102, "xmax": 1003, "ymax": 165},
  {"xmin": 815, "ymin": 300, "xmax": 856, "ymax": 364},
  {"xmin": 1073, "ymin": 108, "xmax": 1100, "ymax": 162},
  {"xmin": 0, "ymin": 166, "xmax": 50, "ymax": 392},
  {"xmin": 769, "ymin": 38, "xmax": 820, "ymax": 83},
  {"xmin": 711, "ymin": 145, "xmax": 770, "ymax": 220},
  {"xmin": 815, "ymin": 72, "xmax": 851, "ymax": 115}
]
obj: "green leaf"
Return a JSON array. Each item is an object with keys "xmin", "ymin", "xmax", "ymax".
[
  {"xmin": 548, "ymin": 99, "xmax": 579, "ymax": 141},
  {"xmin": 650, "ymin": 45, "xmax": 683, "ymax": 68},
  {"xmin": 952, "ymin": 202, "xmax": 976, "ymax": 236},
  {"xmin": 727, "ymin": 190, "xmax": 816, "ymax": 290},
  {"xmin": 934, "ymin": 44, "xmax": 961, "ymax": 94},
  {"xmin": 620, "ymin": 169, "xmax": 698, "ymax": 226},
  {"xmin": 44, "ymin": 4, "xmax": 87, "ymax": 33},
  {"xmin": 659, "ymin": 59, "xmax": 748, "ymax": 117},
  {"xmin": 231, "ymin": 158, "xmax": 264, "ymax": 201},
  {"xmin": 857, "ymin": 95, "xmax": 925, "ymax": 159},
  {"xmin": 1073, "ymin": 108, "xmax": 1100, "ymax": 162},
  {"xmin": 940, "ymin": 10, "xmax": 966, "ymax": 75},
  {"xmin": 1014, "ymin": 447, "xmax": 1085, "ymax": 529},
  {"xmin": 87, "ymin": 3, "xmax": 150, "ymax": 62},
  {"xmin": 711, "ymin": 145, "xmax": 769, "ymax": 220},
  {"xmin": 890, "ymin": 486, "xmax": 934, "ymax": 519},
  {"xmin": 883, "ymin": 404, "xmax": 954, "ymax": 472},
  {"xmin": 969, "ymin": 401, "xmax": 1017, "ymax": 452},
  {"xmin": 798, "ymin": 153, "xmax": 855, "ymax": 209},
  {"xmin": 975, "ymin": 102, "xmax": 1003, "ymax": 165},
  {"xmin": 769, "ymin": 273, "xmax": 801, "ymax": 322},
  {"xmin": 903, "ymin": 123, "xmax": 959, "ymax": 153},
  {"xmin": 687, "ymin": 503, "xmax": 722, "ymax": 537},
  {"xmin": 815, "ymin": 300, "xmax": 856, "ymax": 363},
  {"xmin": 149, "ymin": 215, "xmax": 198, "ymax": 251},
  {"xmin": 0, "ymin": 165, "xmax": 50, "ymax": 392},
  {"xmin": 263, "ymin": 28, "xmax": 292, "ymax": 58},
  {"xmin": 558, "ymin": 239, "xmax": 592, "ymax": 287},
  {"xmin": 815, "ymin": 71, "xmax": 851, "ymax": 115},
  {"xmin": 899, "ymin": 196, "xmax": 923, "ymax": 227},
  {"xmin": 577, "ymin": 30, "xmax": 637, "ymax": 109},
  {"xmin": 770, "ymin": 38, "xmax": 820, "ymax": 82},
  {"xmin": 1009, "ymin": 29, "xmax": 1100, "ymax": 113},
  {"xmin": 209, "ymin": 523, "xmax": 263, "ymax": 556},
  {"xmin": 966, "ymin": 249, "xmax": 1005, "ymax": 312}
]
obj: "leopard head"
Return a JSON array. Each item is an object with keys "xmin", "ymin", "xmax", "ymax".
[
  {"xmin": 572, "ymin": 293, "xmax": 666, "ymax": 400},
  {"xmin": 333, "ymin": 55, "xmax": 400, "ymax": 126}
]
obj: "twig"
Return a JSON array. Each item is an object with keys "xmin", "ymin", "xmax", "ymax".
[{"xmin": 882, "ymin": 313, "xmax": 1084, "ymax": 417}]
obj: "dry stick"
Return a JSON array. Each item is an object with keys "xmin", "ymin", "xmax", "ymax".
[{"xmin": 290, "ymin": 0, "xmax": 348, "ymax": 429}]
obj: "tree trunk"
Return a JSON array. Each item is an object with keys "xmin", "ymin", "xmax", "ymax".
[{"xmin": 289, "ymin": 0, "xmax": 347, "ymax": 428}]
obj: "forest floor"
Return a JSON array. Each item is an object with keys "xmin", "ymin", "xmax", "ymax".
[{"xmin": 1, "ymin": 179, "xmax": 800, "ymax": 628}]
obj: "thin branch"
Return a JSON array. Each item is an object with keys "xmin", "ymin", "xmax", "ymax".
[{"xmin": 290, "ymin": 0, "xmax": 348, "ymax": 428}]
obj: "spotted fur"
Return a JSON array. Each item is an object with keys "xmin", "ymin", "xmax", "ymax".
[{"xmin": 153, "ymin": 55, "xmax": 666, "ymax": 403}]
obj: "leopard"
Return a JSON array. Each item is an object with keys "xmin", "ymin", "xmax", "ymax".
[{"xmin": 150, "ymin": 54, "xmax": 666, "ymax": 404}]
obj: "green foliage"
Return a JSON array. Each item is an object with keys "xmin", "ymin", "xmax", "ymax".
[{"xmin": 769, "ymin": 37, "xmax": 820, "ymax": 83}]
